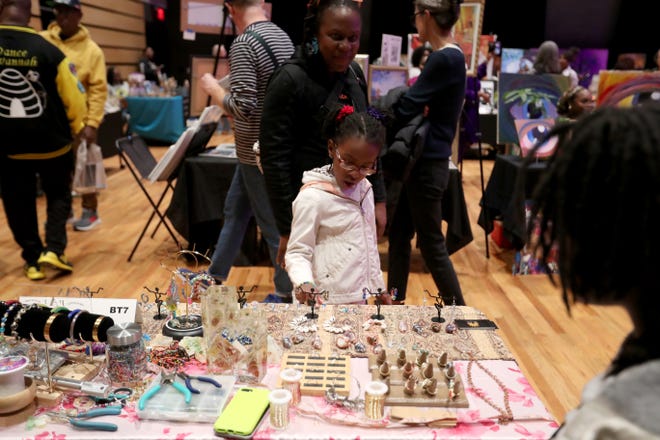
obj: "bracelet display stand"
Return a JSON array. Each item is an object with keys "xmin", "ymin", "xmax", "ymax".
[{"xmin": 1, "ymin": 301, "xmax": 114, "ymax": 406}]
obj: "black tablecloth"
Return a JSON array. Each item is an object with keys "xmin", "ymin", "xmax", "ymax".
[
  {"xmin": 165, "ymin": 155, "xmax": 265, "ymax": 264},
  {"xmin": 385, "ymin": 166, "xmax": 473, "ymax": 256},
  {"xmin": 478, "ymin": 154, "xmax": 547, "ymax": 249},
  {"xmin": 166, "ymin": 156, "xmax": 473, "ymax": 263}
]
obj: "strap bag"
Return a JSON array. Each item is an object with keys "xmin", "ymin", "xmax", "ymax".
[{"xmin": 73, "ymin": 140, "xmax": 107, "ymax": 194}]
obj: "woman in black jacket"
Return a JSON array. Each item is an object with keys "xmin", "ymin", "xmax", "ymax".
[
  {"xmin": 259, "ymin": 0, "xmax": 387, "ymax": 267},
  {"xmin": 387, "ymin": 0, "xmax": 466, "ymax": 305}
]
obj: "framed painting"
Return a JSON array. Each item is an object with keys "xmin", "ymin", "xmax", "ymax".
[
  {"xmin": 368, "ymin": 65, "xmax": 409, "ymax": 103},
  {"xmin": 453, "ymin": 0, "xmax": 484, "ymax": 76}
]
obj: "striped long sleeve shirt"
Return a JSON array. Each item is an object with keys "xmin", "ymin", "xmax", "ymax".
[{"xmin": 222, "ymin": 21, "xmax": 294, "ymax": 165}]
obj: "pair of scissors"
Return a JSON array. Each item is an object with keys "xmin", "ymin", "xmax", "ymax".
[
  {"xmin": 176, "ymin": 372, "xmax": 222, "ymax": 394},
  {"xmin": 138, "ymin": 371, "xmax": 192, "ymax": 410},
  {"xmin": 47, "ymin": 405, "xmax": 122, "ymax": 431}
]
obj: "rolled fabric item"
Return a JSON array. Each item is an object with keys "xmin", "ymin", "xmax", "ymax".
[
  {"xmin": 13, "ymin": 306, "xmax": 68, "ymax": 342},
  {"xmin": 73, "ymin": 312, "xmax": 114, "ymax": 342}
]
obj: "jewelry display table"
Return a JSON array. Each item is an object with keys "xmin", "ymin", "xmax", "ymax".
[{"xmin": 0, "ymin": 305, "xmax": 558, "ymax": 439}]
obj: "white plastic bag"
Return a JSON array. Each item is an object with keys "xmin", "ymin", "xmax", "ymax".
[{"xmin": 73, "ymin": 140, "xmax": 107, "ymax": 194}]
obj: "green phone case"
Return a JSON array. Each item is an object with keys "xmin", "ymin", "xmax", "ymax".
[{"xmin": 213, "ymin": 387, "xmax": 270, "ymax": 438}]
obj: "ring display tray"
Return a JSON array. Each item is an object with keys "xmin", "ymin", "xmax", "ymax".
[
  {"xmin": 279, "ymin": 353, "xmax": 350, "ymax": 397},
  {"xmin": 368, "ymin": 354, "xmax": 469, "ymax": 408}
]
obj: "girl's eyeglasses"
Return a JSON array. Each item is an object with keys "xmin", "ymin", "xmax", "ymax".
[{"xmin": 335, "ymin": 149, "xmax": 377, "ymax": 176}]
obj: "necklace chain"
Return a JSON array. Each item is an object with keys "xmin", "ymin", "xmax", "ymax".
[{"xmin": 466, "ymin": 356, "xmax": 513, "ymax": 424}]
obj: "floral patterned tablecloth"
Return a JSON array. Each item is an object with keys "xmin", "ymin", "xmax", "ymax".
[{"xmin": 4, "ymin": 359, "xmax": 557, "ymax": 440}]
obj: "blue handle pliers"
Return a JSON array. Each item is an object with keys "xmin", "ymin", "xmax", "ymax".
[
  {"xmin": 138, "ymin": 372, "xmax": 192, "ymax": 410},
  {"xmin": 48, "ymin": 405, "xmax": 122, "ymax": 431},
  {"xmin": 176, "ymin": 372, "xmax": 222, "ymax": 394}
]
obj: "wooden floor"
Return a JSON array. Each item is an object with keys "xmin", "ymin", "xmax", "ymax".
[{"xmin": 0, "ymin": 144, "xmax": 630, "ymax": 424}]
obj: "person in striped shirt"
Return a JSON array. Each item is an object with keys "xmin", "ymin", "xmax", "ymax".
[{"xmin": 199, "ymin": 0, "xmax": 294, "ymax": 303}]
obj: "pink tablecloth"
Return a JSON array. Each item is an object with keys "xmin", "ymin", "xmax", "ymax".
[{"xmin": 4, "ymin": 360, "xmax": 558, "ymax": 440}]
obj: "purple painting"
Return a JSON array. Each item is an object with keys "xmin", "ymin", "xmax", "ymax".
[{"xmin": 572, "ymin": 48, "xmax": 608, "ymax": 88}]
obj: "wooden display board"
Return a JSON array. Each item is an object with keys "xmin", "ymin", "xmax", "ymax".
[
  {"xmin": 280, "ymin": 353, "xmax": 351, "ymax": 397},
  {"xmin": 368, "ymin": 354, "xmax": 469, "ymax": 408}
]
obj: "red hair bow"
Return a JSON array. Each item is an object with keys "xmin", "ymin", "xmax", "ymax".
[{"xmin": 336, "ymin": 105, "xmax": 354, "ymax": 122}]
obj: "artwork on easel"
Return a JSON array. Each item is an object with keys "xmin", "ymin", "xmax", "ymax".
[
  {"xmin": 572, "ymin": 48, "xmax": 608, "ymax": 89},
  {"xmin": 501, "ymin": 48, "xmax": 524, "ymax": 74},
  {"xmin": 597, "ymin": 70, "xmax": 660, "ymax": 107},
  {"xmin": 497, "ymin": 73, "xmax": 570, "ymax": 144},
  {"xmin": 368, "ymin": 65, "xmax": 409, "ymax": 103},
  {"xmin": 453, "ymin": 0, "xmax": 484, "ymax": 76}
]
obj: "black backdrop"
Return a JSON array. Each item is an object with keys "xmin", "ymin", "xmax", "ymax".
[{"xmin": 147, "ymin": 0, "xmax": 657, "ymax": 85}]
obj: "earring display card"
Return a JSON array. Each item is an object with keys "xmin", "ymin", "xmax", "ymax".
[
  {"xmin": 137, "ymin": 374, "xmax": 236, "ymax": 422},
  {"xmin": 279, "ymin": 353, "xmax": 351, "ymax": 397},
  {"xmin": 454, "ymin": 319, "xmax": 498, "ymax": 330},
  {"xmin": 368, "ymin": 353, "xmax": 469, "ymax": 408}
]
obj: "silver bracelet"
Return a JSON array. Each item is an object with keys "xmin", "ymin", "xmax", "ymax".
[{"xmin": 68, "ymin": 309, "xmax": 88, "ymax": 342}]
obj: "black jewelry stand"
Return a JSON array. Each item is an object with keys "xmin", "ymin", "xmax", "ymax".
[
  {"xmin": 144, "ymin": 286, "xmax": 167, "ymax": 320},
  {"xmin": 236, "ymin": 285, "xmax": 257, "ymax": 309},
  {"xmin": 425, "ymin": 289, "xmax": 446, "ymax": 323},
  {"xmin": 362, "ymin": 288, "xmax": 388, "ymax": 320},
  {"xmin": 304, "ymin": 289, "xmax": 328, "ymax": 320}
]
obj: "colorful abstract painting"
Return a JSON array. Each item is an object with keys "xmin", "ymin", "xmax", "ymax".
[
  {"xmin": 497, "ymin": 73, "xmax": 570, "ymax": 144},
  {"xmin": 597, "ymin": 70, "xmax": 660, "ymax": 107}
]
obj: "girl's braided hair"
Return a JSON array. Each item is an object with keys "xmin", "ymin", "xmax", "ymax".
[{"xmin": 323, "ymin": 104, "xmax": 386, "ymax": 147}]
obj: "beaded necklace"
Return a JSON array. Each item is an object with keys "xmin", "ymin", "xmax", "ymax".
[{"xmin": 466, "ymin": 356, "xmax": 514, "ymax": 424}]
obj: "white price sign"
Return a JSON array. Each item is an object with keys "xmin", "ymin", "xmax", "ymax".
[{"xmin": 19, "ymin": 297, "xmax": 137, "ymax": 325}]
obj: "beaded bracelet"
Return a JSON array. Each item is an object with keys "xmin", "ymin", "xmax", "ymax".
[
  {"xmin": 10, "ymin": 303, "xmax": 39, "ymax": 340},
  {"xmin": 0, "ymin": 303, "xmax": 21, "ymax": 340}
]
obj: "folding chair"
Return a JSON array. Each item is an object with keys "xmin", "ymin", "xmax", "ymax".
[{"xmin": 116, "ymin": 134, "xmax": 181, "ymax": 262}]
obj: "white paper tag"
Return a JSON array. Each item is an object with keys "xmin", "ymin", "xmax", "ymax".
[{"xmin": 183, "ymin": 29, "xmax": 196, "ymax": 41}]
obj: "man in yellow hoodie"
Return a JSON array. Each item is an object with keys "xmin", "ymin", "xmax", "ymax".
[{"xmin": 41, "ymin": 0, "xmax": 107, "ymax": 231}]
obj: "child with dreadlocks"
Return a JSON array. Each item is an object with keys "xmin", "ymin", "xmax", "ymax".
[
  {"xmin": 526, "ymin": 103, "xmax": 660, "ymax": 439},
  {"xmin": 285, "ymin": 105, "xmax": 392, "ymax": 305}
]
